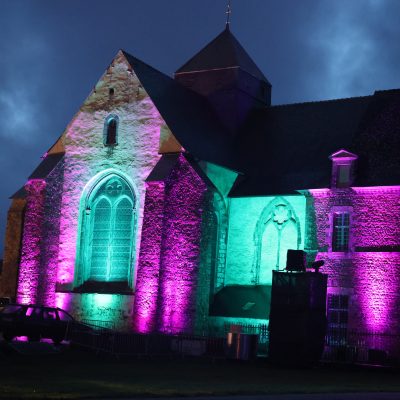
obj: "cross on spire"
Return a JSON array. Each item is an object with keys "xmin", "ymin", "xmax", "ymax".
[{"xmin": 225, "ymin": 0, "xmax": 232, "ymax": 28}]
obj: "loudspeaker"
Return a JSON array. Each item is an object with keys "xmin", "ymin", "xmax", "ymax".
[{"xmin": 286, "ymin": 249, "xmax": 306, "ymax": 272}]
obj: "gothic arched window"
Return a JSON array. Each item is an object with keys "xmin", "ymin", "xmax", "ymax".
[
  {"xmin": 252, "ymin": 198, "xmax": 301, "ymax": 285},
  {"xmin": 77, "ymin": 174, "xmax": 136, "ymax": 289},
  {"xmin": 104, "ymin": 115, "xmax": 118, "ymax": 146}
]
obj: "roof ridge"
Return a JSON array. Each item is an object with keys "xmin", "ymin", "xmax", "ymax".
[
  {"xmin": 270, "ymin": 94, "xmax": 373, "ymax": 109},
  {"xmin": 121, "ymin": 49, "xmax": 172, "ymax": 80},
  {"xmin": 374, "ymin": 88, "xmax": 400, "ymax": 94},
  {"xmin": 175, "ymin": 28, "xmax": 229, "ymax": 74}
]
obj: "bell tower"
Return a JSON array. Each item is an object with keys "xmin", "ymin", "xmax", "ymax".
[{"xmin": 174, "ymin": 26, "xmax": 271, "ymax": 135}]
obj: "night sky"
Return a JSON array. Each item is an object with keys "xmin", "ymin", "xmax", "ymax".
[{"xmin": 1, "ymin": 0, "xmax": 399, "ymax": 256}]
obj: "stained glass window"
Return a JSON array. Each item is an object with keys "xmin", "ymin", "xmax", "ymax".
[{"xmin": 83, "ymin": 175, "xmax": 135, "ymax": 284}]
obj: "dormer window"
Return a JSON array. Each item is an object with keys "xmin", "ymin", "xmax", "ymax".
[
  {"xmin": 329, "ymin": 149, "xmax": 358, "ymax": 188},
  {"xmin": 104, "ymin": 115, "xmax": 119, "ymax": 146},
  {"xmin": 337, "ymin": 164, "xmax": 351, "ymax": 187}
]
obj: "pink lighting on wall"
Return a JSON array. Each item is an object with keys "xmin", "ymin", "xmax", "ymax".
[
  {"xmin": 134, "ymin": 155, "xmax": 207, "ymax": 334},
  {"xmin": 352, "ymin": 185, "xmax": 400, "ymax": 193},
  {"xmin": 356, "ymin": 253, "xmax": 400, "ymax": 333},
  {"xmin": 157, "ymin": 155, "xmax": 207, "ymax": 334},
  {"xmin": 309, "ymin": 185, "xmax": 400, "ymax": 335},
  {"xmin": 133, "ymin": 181, "xmax": 165, "ymax": 333},
  {"xmin": 17, "ymin": 179, "xmax": 47, "ymax": 304},
  {"xmin": 55, "ymin": 292, "xmax": 73, "ymax": 311}
]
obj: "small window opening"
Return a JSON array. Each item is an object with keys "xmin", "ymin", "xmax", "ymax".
[
  {"xmin": 104, "ymin": 115, "xmax": 119, "ymax": 147},
  {"xmin": 106, "ymin": 119, "xmax": 117, "ymax": 145},
  {"xmin": 332, "ymin": 212, "xmax": 350, "ymax": 252},
  {"xmin": 109, "ymin": 88, "xmax": 114, "ymax": 96}
]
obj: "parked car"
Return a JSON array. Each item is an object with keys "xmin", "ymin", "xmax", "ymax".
[{"xmin": 0, "ymin": 304, "xmax": 74, "ymax": 344}]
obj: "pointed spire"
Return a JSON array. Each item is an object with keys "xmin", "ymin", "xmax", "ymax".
[
  {"xmin": 175, "ymin": 27, "xmax": 269, "ymax": 84},
  {"xmin": 225, "ymin": 0, "xmax": 232, "ymax": 29}
]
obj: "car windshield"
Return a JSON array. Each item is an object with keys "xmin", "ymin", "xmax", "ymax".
[
  {"xmin": 1, "ymin": 305, "xmax": 24, "ymax": 315},
  {"xmin": 58, "ymin": 310, "xmax": 73, "ymax": 322}
]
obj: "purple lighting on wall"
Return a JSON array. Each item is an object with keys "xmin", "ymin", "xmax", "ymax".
[
  {"xmin": 309, "ymin": 186, "xmax": 400, "ymax": 334},
  {"xmin": 356, "ymin": 253, "xmax": 400, "ymax": 332},
  {"xmin": 55, "ymin": 292, "xmax": 73, "ymax": 311},
  {"xmin": 157, "ymin": 155, "xmax": 206, "ymax": 334},
  {"xmin": 134, "ymin": 155, "xmax": 207, "ymax": 334},
  {"xmin": 17, "ymin": 179, "xmax": 47, "ymax": 304},
  {"xmin": 133, "ymin": 181, "xmax": 165, "ymax": 333}
]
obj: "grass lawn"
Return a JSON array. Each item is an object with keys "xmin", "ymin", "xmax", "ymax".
[{"xmin": 0, "ymin": 345, "xmax": 399, "ymax": 399}]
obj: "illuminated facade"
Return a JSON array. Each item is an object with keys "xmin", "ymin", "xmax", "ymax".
[{"xmin": 1, "ymin": 27, "xmax": 399, "ymax": 353}]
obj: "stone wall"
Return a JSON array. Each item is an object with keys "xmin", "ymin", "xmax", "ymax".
[
  {"xmin": 195, "ymin": 190, "xmax": 229, "ymax": 334},
  {"xmin": 14, "ymin": 160, "xmax": 65, "ymax": 306},
  {"xmin": 56, "ymin": 51, "xmax": 164, "ymax": 292},
  {"xmin": 134, "ymin": 155, "xmax": 208, "ymax": 334},
  {"xmin": 38, "ymin": 159, "xmax": 65, "ymax": 306},
  {"xmin": 133, "ymin": 181, "xmax": 165, "ymax": 333},
  {"xmin": 226, "ymin": 195, "xmax": 306, "ymax": 286},
  {"xmin": 0, "ymin": 198, "xmax": 26, "ymax": 300},
  {"xmin": 157, "ymin": 155, "xmax": 207, "ymax": 333},
  {"xmin": 55, "ymin": 292, "xmax": 134, "ymax": 331},
  {"xmin": 307, "ymin": 187, "xmax": 400, "ymax": 334},
  {"xmin": 12, "ymin": 51, "xmax": 166, "ymax": 330},
  {"xmin": 17, "ymin": 179, "xmax": 47, "ymax": 304}
]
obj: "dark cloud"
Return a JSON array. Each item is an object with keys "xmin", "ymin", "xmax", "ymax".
[
  {"xmin": 0, "ymin": 0, "xmax": 399, "ymax": 255},
  {"xmin": 303, "ymin": 0, "xmax": 400, "ymax": 100}
]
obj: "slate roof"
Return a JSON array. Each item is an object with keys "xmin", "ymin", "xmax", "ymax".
[
  {"xmin": 146, "ymin": 153, "xmax": 181, "ymax": 182},
  {"xmin": 29, "ymin": 153, "xmax": 64, "ymax": 180},
  {"xmin": 351, "ymin": 89, "xmax": 400, "ymax": 187},
  {"xmin": 146, "ymin": 153, "xmax": 217, "ymax": 194},
  {"xmin": 230, "ymin": 89, "xmax": 400, "ymax": 196},
  {"xmin": 10, "ymin": 153, "xmax": 64, "ymax": 198},
  {"xmin": 12, "ymin": 28, "xmax": 398, "ymax": 199},
  {"xmin": 124, "ymin": 29, "xmax": 400, "ymax": 196},
  {"xmin": 175, "ymin": 27, "xmax": 270, "ymax": 85},
  {"xmin": 209, "ymin": 285, "xmax": 271, "ymax": 319},
  {"xmin": 122, "ymin": 51, "xmax": 237, "ymax": 169},
  {"xmin": 10, "ymin": 186, "xmax": 27, "ymax": 199}
]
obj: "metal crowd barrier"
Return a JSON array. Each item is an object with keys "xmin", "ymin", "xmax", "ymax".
[
  {"xmin": 323, "ymin": 329, "xmax": 400, "ymax": 366},
  {"xmin": 67, "ymin": 323, "xmax": 227, "ymax": 359}
]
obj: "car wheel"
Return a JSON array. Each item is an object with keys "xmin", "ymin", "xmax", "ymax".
[
  {"xmin": 28, "ymin": 334, "xmax": 40, "ymax": 342},
  {"xmin": 3, "ymin": 332, "xmax": 14, "ymax": 342}
]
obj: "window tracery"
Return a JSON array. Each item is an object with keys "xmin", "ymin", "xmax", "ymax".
[
  {"xmin": 252, "ymin": 197, "xmax": 301, "ymax": 284},
  {"xmin": 76, "ymin": 174, "xmax": 136, "ymax": 289}
]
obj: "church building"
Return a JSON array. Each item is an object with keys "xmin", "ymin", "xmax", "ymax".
[{"xmin": 1, "ymin": 26, "xmax": 400, "ymax": 356}]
